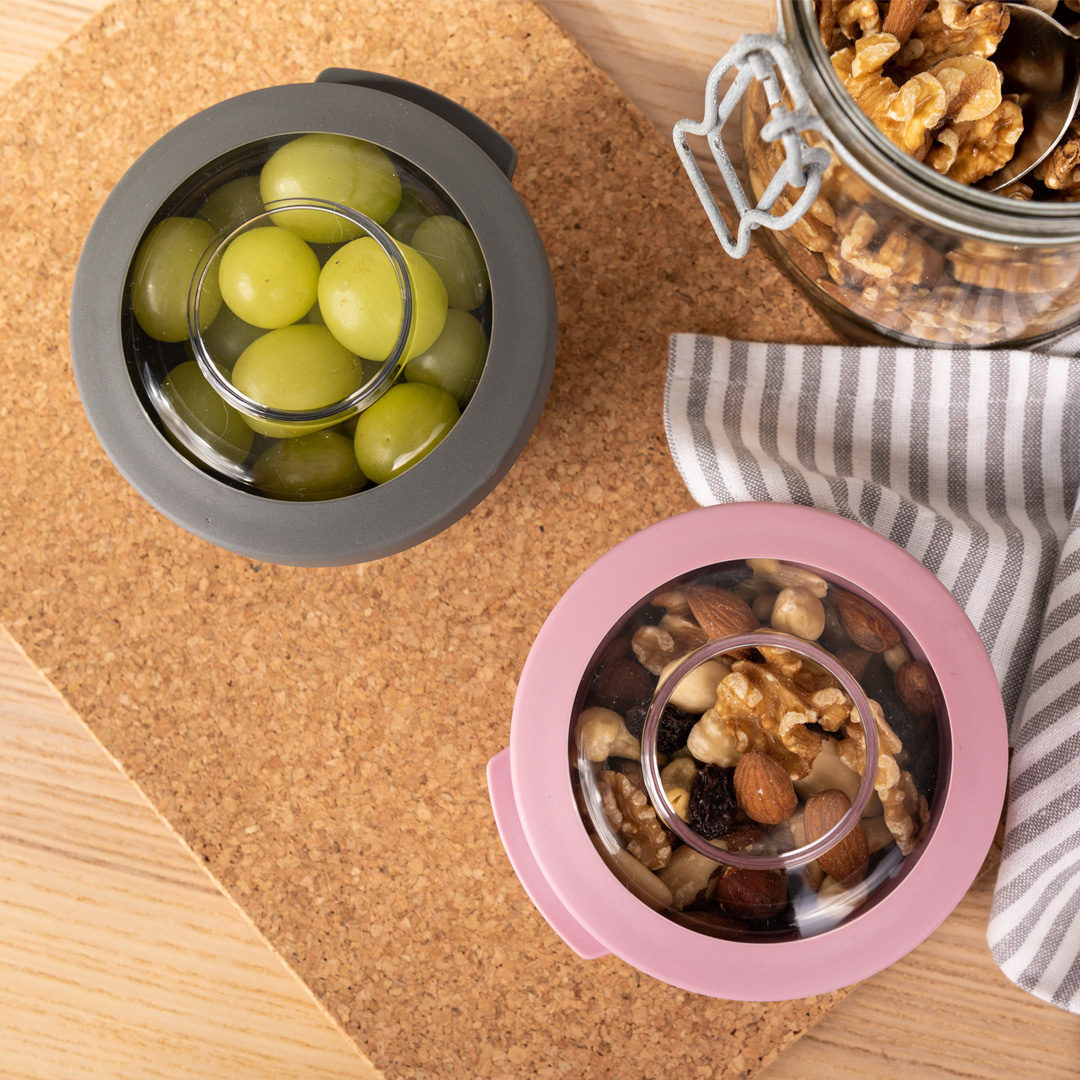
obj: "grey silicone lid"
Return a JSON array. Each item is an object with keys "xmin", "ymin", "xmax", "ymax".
[{"xmin": 70, "ymin": 77, "xmax": 557, "ymax": 567}]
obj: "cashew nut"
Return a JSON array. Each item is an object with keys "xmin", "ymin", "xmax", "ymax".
[
  {"xmin": 575, "ymin": 706, "xmax": 641, "ymax": 762},
  {"xmin": 665, "ymin": 786, "xmax": 691, "ymax": 822},
  {"xmin": 863, "ymin": 814, "xmax": 895, "ymax": 854},
  {"xmin": 660, "ymin": 756, "xmax": 699, "ymax": 792},
  {"xmin": 657, "ymin": 656, "xmax": 731, "ymax": 714},
  {"xmin": 658, "ymin": 842, "xmax": 724, "ymax": 910},
  {"xmin": 746, "ymin": 558, "xmax": 829, "ymax": 598},
  {"xmin": 631, "ymin": 612, "xmax": 710, "ymax": 676},
  {"xmin": 650, "ymin": 587, "xmax": 692, "ymax": 616},
  {"xmin": 795, "ymin": 738, "xmax": 882, "ymax": 817},
  {"xmin": 770, "ymin": 586, "xmax": 826, "ymax": 641},
  {"xmin": 686, "ymin": 708, "xmax": 740, "ymax": 767}
]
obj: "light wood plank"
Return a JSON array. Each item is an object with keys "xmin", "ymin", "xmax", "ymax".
[{"xmin": 0, "ymin": 625, "xmax": 380, "ymax": 1080}]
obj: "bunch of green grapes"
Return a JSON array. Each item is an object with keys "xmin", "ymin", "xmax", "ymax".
[{"xmin": 130, "ymin": 133, "xmax": 492, "ymax": 501}]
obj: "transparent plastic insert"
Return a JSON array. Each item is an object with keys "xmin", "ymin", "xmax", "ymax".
[
  {"xmin": 571, "ymin": 557, "xmax": 945, "ymax": 942},
  {"xmin": 124, "ymin": 133, "xmax": 493, "ymax": 501}
]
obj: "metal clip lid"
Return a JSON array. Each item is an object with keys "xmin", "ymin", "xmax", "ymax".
[{"xmin": 673, "ymin": 34, "xmax": 830, "ymax": 259}]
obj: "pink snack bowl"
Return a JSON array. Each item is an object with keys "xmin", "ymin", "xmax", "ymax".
[{"xmin": 487, "ymin": 503, "xmax": 1008, "ymax": 1000}]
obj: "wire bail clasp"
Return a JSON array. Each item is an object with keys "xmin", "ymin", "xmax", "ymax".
[{"xmin": 673, "ymin": 34, "xmax": 830, "ymax": 259}]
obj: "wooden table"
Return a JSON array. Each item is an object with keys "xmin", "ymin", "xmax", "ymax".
[{"xmin": 1, "ymin": 2, "xmax": 1078, "ymax": 1078}]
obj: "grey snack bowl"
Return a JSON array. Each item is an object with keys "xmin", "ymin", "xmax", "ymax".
[{"xmin": 70, "ymin": 70, "xmax": 557, "ymax": 567}]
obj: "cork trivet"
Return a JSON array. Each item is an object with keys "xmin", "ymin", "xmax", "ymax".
[{"xmin": 0, "ymin": 1, "xmax": 843, "ymax": 1076}]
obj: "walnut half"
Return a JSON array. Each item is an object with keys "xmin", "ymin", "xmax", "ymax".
[{"xmin": 598, "ymin": 771, "xmax": 673, "ymax": 870}]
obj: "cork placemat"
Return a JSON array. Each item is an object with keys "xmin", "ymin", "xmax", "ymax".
[{"xmin": 0, "ymin": 1, "xmax": 843, "ymax": 1076}]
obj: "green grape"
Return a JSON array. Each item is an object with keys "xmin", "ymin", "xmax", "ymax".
[
  {"xmin": 232, "ymin": 323, "xmax": 364, "ymax": 438},
  {"xmin": 193, "ymin": 303, "xmax": 266, "ymax": 367},
  {"xmin": 384, "ymin": 187, "xmax": 436, "ymax": 244},
  {"xmin": 252, "ymin": 429, "xmax": 367, "ymax": 500},
  {"xmin": 260, "ymin": 134, "xmax": 402, "ymax": 243},
  {"xmin": 218, "ymin": 226, "xmax": 320, "ymax": 329},
  {"xmin": 160, "ymin": 360, "xmax": 254, "ymax": 465},
  {"xmin": 410, "ymin": 215, "xmax": 489, "ymax": 310},
  {"xmin": 403, "ymin": 309, "xmax": 488, "ymax": 406},
  {"xmin": 305, "ymin": 299, "xmax": 325, "ymax": 325},
  {"xmin": 197, "ymin": 175, "xmax": 264, "ymax": 231},
  {"xmin": 131, "ymin": 217, "xmax": 222, "ymax": 342},
  {"xmin": 318, "ymin": 237, "xmax": 447, "ymax": 363},
  {"xmin": 353, "ymin": 382, "xmax": 459, "ymax": 485}
]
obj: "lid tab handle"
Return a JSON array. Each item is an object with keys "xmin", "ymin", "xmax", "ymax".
[{"xmin": 316, "ymin": 69, "xmax": 518, "ymax": 181}]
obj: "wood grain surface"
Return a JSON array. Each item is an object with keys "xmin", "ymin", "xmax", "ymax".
[
  {"xmin": 0, "ymin": 624, "xmax": 377, "ymax": 1080},
  {"xmin": 1, "ymin": 2, "xmax": 1078, "ymax": 1079}
]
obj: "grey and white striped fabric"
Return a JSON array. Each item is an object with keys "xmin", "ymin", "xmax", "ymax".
[{"xmin": 664, "ymin": 333, "xmax": 1080, "ymax": 1012}]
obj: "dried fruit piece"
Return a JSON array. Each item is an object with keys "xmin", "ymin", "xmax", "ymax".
[
  {"xmin": 804, "ymin": 789, "xmax": 870, "ymax": 886},
  {"xmin": 835, "ymin": 645, "xmax": 872, "ymax": 680},
  {"xmin": 688, "ymin": 763, "xmax": 738, "ymax": 840},
  {"xmin": 894, "ymin": 659, "xmax": 944, "ymax": 718},
  {"xmin": 598, "ymin": 770, "xmax": 672, "ymax": 870},
  {"xmin": 733, "ymin": 751, "xmax": 798, "ymax": 825},
  {"xmin": 714, "ymin": 867, "xmax": 789, "ymax": 921},
  {"xmin": 685, "ymin": 584, "xmax": 760, "ymax": 639},
  {"xmin": 624, "ymin": 700, "xmax": 697, "ymax": 754},
  {"xmin": 831, "ymin": 589, "xmax": 901, "ymax": 652},
  {"xmin": 594, "ymin": 656, "xmax": 655, "ymax": 714}
]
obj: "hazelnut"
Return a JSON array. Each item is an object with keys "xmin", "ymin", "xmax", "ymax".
[
  {"xmin": 894, "ymin": 659, "xmax": 943, "ymax": 718},
  {"xmin": 657, "ymin": 656, "xmax": 731, "ymax": 714},
  {"xmin": 594, "ymin": 656, "xmax": 654, "ymax": 714},
  {"xmin": 714, "ymin": 867, "xmax": 788, "ymax": 921},
  {"xmin": 770, "ymin": 586, "xmax": 826, "ymax": 641}
]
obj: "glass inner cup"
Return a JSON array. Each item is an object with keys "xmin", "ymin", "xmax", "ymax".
[
  {"xmin": 123, "ymin": 132, "xmax": 493, "ymax": 501},
  {"xmin": 571, "ymin": 558, "xmax": 945, "ymax": 941},
  {"xmin": 186, "ymin": 200, "xmax": 412, "ymax": 431},
  {"xmin": 638, "ymin": 632, "xmax": 879, "ymax": 870}
]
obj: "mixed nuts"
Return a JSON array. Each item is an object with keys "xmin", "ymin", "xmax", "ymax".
[
  {"xmin": 573, "ymin": 557, "xmax": 940, "ymax": 941},
  {"xmin": 743, "ymin": 0, "xmax": 1080, "ymax": 346}
]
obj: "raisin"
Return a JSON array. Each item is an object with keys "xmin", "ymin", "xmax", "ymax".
[
  {"xmin": 688, "ymin": 763, "xmax": 737, "ymax": 840},
  {"xmin": 623, "ymin": 702, "xmax": 696, "ymax": 753}
]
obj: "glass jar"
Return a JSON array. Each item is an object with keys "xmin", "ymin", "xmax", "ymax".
[{"xmin": 676, "ymin": 1, "xmax": 1080, "ymax": 349}]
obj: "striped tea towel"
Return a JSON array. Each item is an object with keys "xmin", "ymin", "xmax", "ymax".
[{"xmin": 664, "ymin": 333, "xmax": 1080, "ymax": 1012}]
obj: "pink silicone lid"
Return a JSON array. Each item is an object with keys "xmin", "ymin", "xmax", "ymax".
[{"xmin": 504, "ymin": 503, "xmax": 1008, "ymax": 1000}]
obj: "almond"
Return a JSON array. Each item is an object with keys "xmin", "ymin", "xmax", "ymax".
[
  {"xmin": 685, "ymin": 584, "xmax": 760, "ymax": 640},
  {"xmin": 733, "ymin": 751, "xmax": 797, "ymax": 825},
  {"xmin": 894, "ymin": 659, "xmax": 944, "ymax": 718},
  {"xmin": 882, "ymin": 0, "xmax": 929, "ymax": 46},
  {"xmin": 803, "ymin": 789, "xmax": 869, "ymax": 887},
  {"xmin": 831, "ymin": 589, "xmax": 901, "ymax": 653},
  {"xmin": 714, "ymin": 866, "xmax": 788, "ymax": 921}
]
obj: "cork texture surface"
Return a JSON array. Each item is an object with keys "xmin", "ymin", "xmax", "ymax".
[{"xmin": 0, "ymin": 1, "xmax": 843, "ymax": 1076}]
